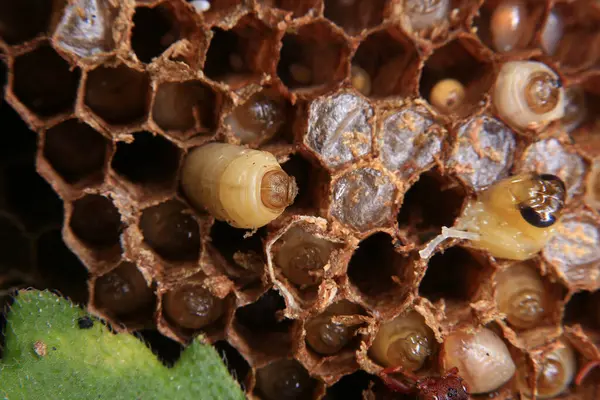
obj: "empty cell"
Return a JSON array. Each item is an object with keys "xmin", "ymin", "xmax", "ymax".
[
  {"xmin": 210, "ymin": 220, "xmax": 266, "ymax": 268},
  {"xmin": 152, "ymin": 80, "xmax": 217, "ymax": 134},
  {"xmin": 347, "ymin": 233, "xmax": 407, "ymax": 298},
  {"xmin": 0, "ymin": 0, "xmax": 52, "ymax": 44},
  {"xmin": 162, "ymin": 284, "xmax": 224, "ymax": 330},
  {"xmin": 4, "ymin": 162, "xmax": 63, "ymax": 232},
  {"xmin": 0, "ymin": 104, "xmax": 37, "ymax": 165},
  {"xmin": 43, "ymin": 119, "xmax": 110, "ymax": 184},
  {"xmin": 139, "ymin": 200, "xmax": 200, "ymax": 262},
  {"xmin": 111, "ymin": 132, "xmax": 181, "ymax": 190},
  {"xmin": 69, "ymin": 194, "xmax": 122, "ymax": 249},
  {"xmin": 419, "ymin": 246, "xmax": 490, "ymax": 303},
  {"xmin": 324, "ymin": 370, "xmax": 372, "ymax": 399},
  {"xmin": 378, "ymin": 104, "xmax": 444, "ymax": 179},
  {"xmin": 255, "ymin": 359, "xmax": 317, "ymax": 400},
  {"xmin": 419, "ymin": 39, "xmax": 493, "ymax": 116},
  {"xmin": 397, "ymin": 171, "xmax": 465, "ymax": 245},
  {"xmin": 225, "ymin": 90, "xmax": 287, "ymax": 145},
  {"xmin": 0, "ymin": 215, "xmax": 31, "ymax": 273},
  {"xmin": 324, "ymin": 0, "xmax": 385, "ymax": 36},
  {"xmin": 277, "ymin": 22, "xmax": 348, "ymax": 90},
  {"xmin": 54, "ymin": 0, "xmax": 118, "ymax": 58},
  {"xmin": 36, "ymin": 229, "xmax": 89, "ymax": 305},
  {"xmin": 12, "ymin": 44, "xmax": 80, "ymax": 117},
  {"xmin": 235, "ymin": 289, "xmax": 291, "ymax": 333},
  {"xmin": 93, "ymin": 262, "xmax": 154, "ymax": 317},
  {"xmin": 84, "ymin": 64, "xmax": 150, "ymax": 125},
  {"xmin": 213, "ymin": 341, "xmax": 250, "ymax": 385},
  {"xmin": 132, "ymin": 5, "xmax": 179, "ymax": 63},
  {"xmin": 304, "ymin": 91, "xmax": 373, "ymax": 169},
  {"xmin": 280, "ymin": 154, "xmax": 316, "ymax": 209},
  {"xmin": 352, "ymin": 28, "xmax": 419, "ymax": 98},
  {"xmin": 330, "ymin": 167, "xmax": 396, "ymax": 232},
  {"xmin": 564, "ymin": 291, "xmax": 600, "ymax": 329},
  {"xmin": 204, "ymin": 16, "xmax": 275, "ymax": 84}
]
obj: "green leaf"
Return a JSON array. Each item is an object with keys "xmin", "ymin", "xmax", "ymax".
[{"xmin": 0, "ymin": 289, "xmax": 246, "ymax": 400}]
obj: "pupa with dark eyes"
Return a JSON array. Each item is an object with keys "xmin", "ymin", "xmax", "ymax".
[{"xmin": 420, "ymin": 173, "xmax": 566, "ymax": 260}]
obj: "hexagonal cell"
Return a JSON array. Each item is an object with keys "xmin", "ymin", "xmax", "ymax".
[
  {"xmin": 302, "ymin": 90, "xmax": 373, "ymax": 170},
  {"xmin": 397, "ymin": 170, "xmax": 466, "ymax": 246},
  {"xmin": 111, "ymin": 132, "xmax": 181, "ymax": 192},
  {"xmin": 258, "ymin": 0, "xmax": 320, "ymax": 18},
  {"xmin": 84, "ymin": 64, "xmax": 150, "ymax": 126},
  {"xmin": 324, "ymin": 0, "xmax": 385, "ymax": 36},
  {"xmin": 352, "ymin": 27, "xmax": 420, "ymax": 98},
  {"xmin": 0, "ymin": 0, "xmax": 53, "ymax": 44},
  {"xmin": 42, "ymin": 119, "xmax": 111, "ymax": 185},
  {"xmin": 132, "ymin": 3, "xmax": 197, "ymax": 64},
  {"xmin": 419, "ymin": 246, "xmax": 493, "ymax": 306},
  {"xmin": 254, "ymin": 359, "xmax": 318, "ymax": 400},
  {"xmin": 161, "ymin": 282, "xmax": 228, "ymax": 337},
  {"xmin": 53, "ymin": 0, "xmax": 118, "ymax": 58},
  {"xmin": 234, "ymin": 289, "xmax": 293, "ymax": 358},
  {"xmin": 4, "ymin": 161, "xmax": 63, "ymax": 232},
  {"xmin": 224, "ymin": 89, "xmax": 289, "ymax": 146},
  {"xmin": 213, "ymin": 340, "xmax": 251, "ymax": 386},
  {"xmin": 347, "ymin": 233, "xmax": 410, "ymax": 309},
  {"xmin": 12, "ymin": 44, "xmax": 80, "ymax": 117},
  {"xmin": 377, "ymin": 103, "xmax": 444, "ymax": 180},
  {"xmin": 69, "ymin": 194, "xmax": 123, "ymax": 252},
  {"xmin": 36, "ymin": 229, "xmax": 89, "ymax": 305},
  {"xmin": 0, "ymin": 214, "xmax": 32, "ymax": 274},
  {"xmin": 152, "ymin": 80, "xmax": 218, "ymax": 137},
  {"xmin": 324, "ymin": 370, "xmax": 372, "ymax": 399},
  {"xmin": 209, "ymin": 221, "xmax": 267, "ymax": 279},
  {"xmin": 516, "ymin": 138, "xmax": 586, "ymax": 200},
  {"xmin": 330, "ymin": 166, "xmax": 396, "ymax": 232},
  {"xmin": 0, "ymin": 104, "xmax": 37, "ymax": 166},
  {"xmin": 543, "ymin": 211, "xmax": 600, "ymax": 291},
  {"xmin": 419, "ymin": 39, "xmax": 493, "ymax": 117},
  {"xmin": 494, "ymin": 262, "xmax": 566, "ymax": 331},
  {"xmin": 139, "ymin": 200, "xmax": 200, "ymax": 262},
  {"xmin": 549, "ymin": 3, "xmax": 600, "ymax": 70},
  {"xmin": 92, "ymin": 261, "xmax": 155, "ymax": 323},
  {"xmin": 277, "ymin": 21, "xmax": 349, "ymax": 91},
  {"xmin": 204, "ymin": 16, "xmax": 277, "ymax": 86},
  {"xmin": 447, "ymin": 115, "xmax": 516, "ymax": 191},
  {"xmin": 474, "ymin": 0, "xmax": 546, "ymax": 53}
]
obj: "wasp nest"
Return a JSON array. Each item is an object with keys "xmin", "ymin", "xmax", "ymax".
[{"xmin": 2, "ymin": 0, "xmax": 600, "ymax": 398}]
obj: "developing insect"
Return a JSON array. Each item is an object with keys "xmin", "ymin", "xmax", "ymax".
[{"xmin": 420, "ymin": 173, "xmax": 566, "ymax": 260}]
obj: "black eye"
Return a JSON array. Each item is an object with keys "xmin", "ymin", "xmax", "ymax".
[
  {"xmin": 520, "ymin": 206, "xmax": 556, "ymax": 228},
  {"xmin": 447, "ymin": 387, "xmax": 458, "ymax": 398}
]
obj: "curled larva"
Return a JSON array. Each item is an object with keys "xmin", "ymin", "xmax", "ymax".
[
  {"xmin": 369, "ymin": 311, "xmax": 435, "ymax": 370},
  {"xmin": 540, "ymin": 10, "xmax": 563, "ymax": 56},
  {"xmin": 495, "ymin": 263, "xmax": 548, "ymax": 329},
  {"xmin": 162, "ymin": 285, "xmax": 224, "ymax": 330},
  {"xmin": 181, "ymin": 143, "xmax": 298, "ymax": 229},
  {"xmin": 350, "ymin": 65, "xmax": 371, "ymax": 96},
  {"xmin": 441, "ymin": 328, "xmax": 516, "ymax": 394},
  {"xmin": 403, "ymin": 0, "xmax": 450, "ymax": 31},
  {"xmin": 429, "ymin": 78, "xmax": 466, "ymax": 114},
  {"xmin": 490, "ymin": 0, "xmax": 527, "ymax": 52},
  {"xmin": 256, "ymin": 359, "xmax": 314, "ymax": 400},
  {"xmin": 493, "ymin": 61, "xmax": 565, "ymax": 131},
  {"xmin": 305, "ymin": 301, "xmax": 362, "ymax": 355},
  {"xmin": 420, "ymin": 173, "xmax": 566, "ymax": 260}
]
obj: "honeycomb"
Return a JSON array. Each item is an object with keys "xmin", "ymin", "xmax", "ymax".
[{"xmin": 2, "ymin": 0, "xmax": 600, "ymax": 398}]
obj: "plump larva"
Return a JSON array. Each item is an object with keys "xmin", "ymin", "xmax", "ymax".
[
  {"xmin": 181, "ymin": 143, "xmax": 298, "ymax": 229},
  {"xmin": 420, "ymin": 173, "xmax": 566, "ymax": 260},
  {"xmin": 94, "ymin": 264, "xmax": 154, "ymax": 316},
  {"xmin": 225, "ymin": 92, "xmax": 285, "ymax": 145},
  {"xmin": 429, "ymin": 78, "xmax": 466, "ymax": 114},
  {"xmin": 350, "ymin": 65, "xmax": 372, "ymax": 96},
  {"xmin": 441, "ymin": 328, "xmax": 516, "ymax": 394},
  {"xmin": 163, "ymin": 285, "xmax": 224, "ymax": 330},
  {"xmin": 495, "ymin": 263, "xmax": 548, "ymax": 329},
  {"xmin": 540, "ymin": 10, "xmax": 563, "ymax": 56},
  {"xmin": 404, "ymin": 0, "xmax": 450, "ymax": 30},
  {"xmin": 369, "ymin": 311, "xmax": 435, "ymax": 370},
  {"xmin": 490, "ymin": 1, "xmax": 527, "ymax": 52},
  {"xmin": 255, "ymin": 359, "xmax": 314, "ymax": 400},
  {"xmin": 493, "ymin": 61, "xmax": 565, "ymax": 131},
  {"xmin": 304, "ymin": 301, "xmax": 362, "ymax": 355},
  {"xmin": 275, "ymin": 226, "xmax": 336, "ymax": 286}
]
